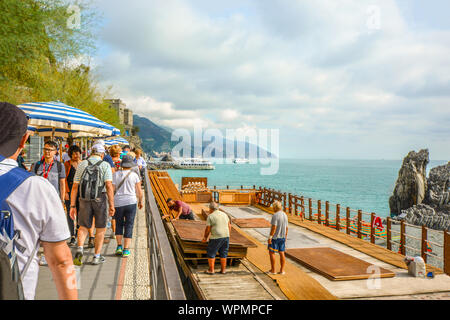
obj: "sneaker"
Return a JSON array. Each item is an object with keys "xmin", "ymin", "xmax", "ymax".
[
  {"xmin": 39, "ymin": 254, "xmax": 47, "ymax": 266},
  {"xmin": 115, "ymin": 246, "xmax": 123, "ymax": 256},
  {"xmin": 73, "ymin": 251, "xmax": 83, "ymax": 266},
  {"xmin": 92, "ymin": 255, "xmax": 106, "ymax": 265},
  {"xmin": 68, "ymin": 237, "xmax": 77, "ymax": 247},
  {"xmin": 88, "ymin": 237, "xmax": 95, "ymax": 248},
  {"xmin": 122, "ymin": 249, "xmax": 130, "ymax": 258}
]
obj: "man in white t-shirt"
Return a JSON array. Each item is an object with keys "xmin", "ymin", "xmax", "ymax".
[{"xmin": 0, "ymin": 102, "xmax": 77, "ymax": 300}]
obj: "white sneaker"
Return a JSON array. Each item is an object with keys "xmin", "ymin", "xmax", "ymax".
[{"xmin": 39, "ymin": 255, "xmax": 48, "ymax": 266}]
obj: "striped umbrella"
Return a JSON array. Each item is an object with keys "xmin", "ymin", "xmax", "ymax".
[
  {"xmin": 19, "ymin": 101, "xmax": 115, "ymax": 138},
  {"xmin": 105, "ymin": 137, "xmax": 129, "ymax": 146}
]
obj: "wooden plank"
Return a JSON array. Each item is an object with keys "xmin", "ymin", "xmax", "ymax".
[
  {"xmin": 172, "ymin": 220, "xmax": 256, "ymax": 248},
  {"xmin": 286, "ymin": 247, "xmax": 395, "ymax": 281},
  {"xmin": 232, "ymin": 218, "xmax": 272, "ymax": 228}
]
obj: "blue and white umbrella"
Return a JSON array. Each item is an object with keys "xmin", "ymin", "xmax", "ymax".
[
  {"xmin": 19, "ymin": 101, "xmax": 116, "ymax": 138},
  {"xmin": 104, "ymin": 137, "xmax": 129, "ymax": 146}
]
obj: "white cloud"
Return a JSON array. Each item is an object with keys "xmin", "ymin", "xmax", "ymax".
[{"xmin": 94, "ymin": 0, "xmax": 450, "ymax": 159}]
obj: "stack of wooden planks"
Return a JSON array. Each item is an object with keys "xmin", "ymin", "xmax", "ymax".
[
  {"xmin": 232, "ymin": 218, "xmax": 272, "ymax": 228},
  {"xmin": 172, "ymin": 220, "xmax": 257, "ymax": 260}
]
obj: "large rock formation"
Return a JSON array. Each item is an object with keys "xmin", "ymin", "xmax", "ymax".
[
  {"xmin": 391, "ymin": 152, "xmax": 450, "ymax": 231},
  {"xmin": 389, "ymin": 149, "xmax": 429, "ymax": 216},
  {"xmin": 425, "ymin": 162, "xmax": 450, "ymax": 208}
]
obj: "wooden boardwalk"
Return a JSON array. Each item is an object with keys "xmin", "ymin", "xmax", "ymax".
[{"xmin": 253, "ymin": 204, "xmax": 443, "ymax": 274}]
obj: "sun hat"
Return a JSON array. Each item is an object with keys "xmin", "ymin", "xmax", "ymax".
[
  {"xmin": 0, "ymin": 102, "xmax": 28, "ymax": 158},
  {"xmin": 121, "ymin": 154, "xmax": 137, "ymax": 168}
]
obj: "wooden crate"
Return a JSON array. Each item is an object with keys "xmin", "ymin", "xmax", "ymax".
[
  {"xmin": 182, "ymin": 191, "xmax": 213, "ymax": 203},
  {"xmin": 218, "ymin": 192, "xmax": 252, "ymax": 205}
]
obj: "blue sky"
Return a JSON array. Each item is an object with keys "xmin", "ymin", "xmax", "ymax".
[{"xmin": 90, "ymin": 0, "xmax": 450, "ymax": 160}]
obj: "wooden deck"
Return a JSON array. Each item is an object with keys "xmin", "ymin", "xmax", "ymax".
[{"xmin": 254, "ymin": 204, "xmax": 443, "ymax": 274}]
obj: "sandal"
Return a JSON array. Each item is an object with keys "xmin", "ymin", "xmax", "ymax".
[
  {"xmin": 204, "ymin": 270, "xmax": 215, "ymax": 275},
  {"xmin": 266, "ymin": 271, "xmax": 277, "ymax": 275}
]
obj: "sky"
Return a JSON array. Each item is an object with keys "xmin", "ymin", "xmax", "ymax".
[{"xmin": 90, "ymin": 0, "xmax": 450, "ymax": 160}]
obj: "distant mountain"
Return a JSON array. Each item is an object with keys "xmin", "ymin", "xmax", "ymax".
[
  {"xmin": 133, "ymin": 114, "xmax": 175, "ymax": 154},
  {"xmin": 134, "ymin": 114, "xmax": 275, "ymax": 158}
]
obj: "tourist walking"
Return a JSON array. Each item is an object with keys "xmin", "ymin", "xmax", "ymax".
[
  {"xmin": 267, "ymin": 200, "xmax": 288, "ymax": 275},
  {"xmin": 69, "ymin": 144, "xmax": 115, "ymax": 266},
  {"xmin": 108, "ymin": 145, "xmax": 122, "ymax": 173},
  {"xmin": 112, "ymin": 155, "xmax": 143, "ymax": 257},
  {"xmin": 164, "ymin": 198, "xmax": 195, "ymax": 220},
  {"xmin": 64, "ymin": 145, "xmax": 82, "ymax": 246},
  {"xmin": 202, "ymin": 202, "xmax": 231, "ymax": 274},
  {"xmin": 0, "ymin": 102, "xmax": 77, "ymax": 300},
  {"xmin": 134, "ymin": 148, "xmax": 146, "ymax": 178},
  {"xmin": 30, "ymin": 140, "xmax": 66, "ymax": 265},
  {"xmin": 31, "ymin": 140, "xmax": 66, "ymax": 201}
]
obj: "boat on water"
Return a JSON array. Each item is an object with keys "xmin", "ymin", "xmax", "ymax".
[
  {"xmin": 233, "ymin": 158, "xmax": 250, "ymax": 164},
  {"xmin": 174, "ymin": 158, "xmax": 215, "ymax": 170}
]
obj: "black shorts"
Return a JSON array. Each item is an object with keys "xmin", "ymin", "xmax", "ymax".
[
  {"xmin": 78, "ymin": 194, "xmax": 108, "ymax": 229},
  {"xmin": 207, "ymin": 238, "xmax": 230, "ymax": 258},
  {"xmin": 179, "ymin": 211, "xmax": 195, "ymax": 220}
]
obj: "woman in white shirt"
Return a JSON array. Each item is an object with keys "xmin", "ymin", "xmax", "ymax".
[{"xmin": 112, "ymin": 155, "xmax": 143, "ymax": 257}]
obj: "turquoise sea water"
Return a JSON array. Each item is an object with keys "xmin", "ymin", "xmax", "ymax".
[{"xmin": 167, "ymin": 159, "xmax": 448, "ymax": 218}]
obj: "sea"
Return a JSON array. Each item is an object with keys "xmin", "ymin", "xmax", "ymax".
[{"xmin": 167, "ymin": 159, "xmax": 448, "ymax": 218}]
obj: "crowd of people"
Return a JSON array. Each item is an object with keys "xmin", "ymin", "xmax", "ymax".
[
  {"xmin": 0, "ymin": 102, "xmax": 289, "ymax": 300},
  {"xmin": 0, "ymin": 102, "xmax": 147, "ymax": 300}
]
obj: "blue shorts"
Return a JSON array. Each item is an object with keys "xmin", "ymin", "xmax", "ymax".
[
  {"xmin": 268, "ymin": 238, "xmax": 286, "ymax": 253},
  {"xmin": 206, "ymin": 237, "xmax": 230, "ymax": 258}
]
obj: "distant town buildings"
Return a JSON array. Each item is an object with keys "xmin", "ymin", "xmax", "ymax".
[{"xmin": 105, "ymin": 98, "xmax": 134, "ymax": 137}]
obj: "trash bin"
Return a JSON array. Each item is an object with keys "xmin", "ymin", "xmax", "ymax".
[{"xmin": 404, "ymin": 256, "xmax": 426, "ymax": 278}]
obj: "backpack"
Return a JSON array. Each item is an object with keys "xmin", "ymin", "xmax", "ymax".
[
  {"xmin": 79, "ymin": 158, "xmax": 105, "ymax": 201},
  {"xmin": 0, "ymin": 155, "xmax": 38, "ymax": 300}
]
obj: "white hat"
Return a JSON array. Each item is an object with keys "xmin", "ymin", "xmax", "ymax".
[{"xmin": 92, "ymin": 144, "xmax": 105, "ymax": 154}]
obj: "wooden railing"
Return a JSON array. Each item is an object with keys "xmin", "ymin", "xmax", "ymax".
[{"xmin": 253, "ymin": 186, "xmax": 450, "ymax": 276}]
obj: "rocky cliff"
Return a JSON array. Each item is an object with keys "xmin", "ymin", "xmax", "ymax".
[
  {"xmin": 389, "ymin": 149, "xmax": 429, "ymax": 215},
  {"xmin": 391, "ymin": 150, "xmax": 450, "ymax": 231}
]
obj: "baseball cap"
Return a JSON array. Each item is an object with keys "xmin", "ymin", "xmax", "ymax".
[
  {"xmin": 0, "ymin": 102, "xmax": 29, "ymax": 158},
  {"xmin": 92, "ymin": 144, "xmax": 105, "ymax": 154}
]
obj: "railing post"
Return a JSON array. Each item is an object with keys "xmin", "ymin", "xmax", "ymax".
[
  {"xmin": 357, "ymin": 210, "xmax": 362, "ymax": 239},
  {"xmin": 346, "ymin": 207, "xmax": 351, "ymax": 235},
  {"xmin": 227, "ymin": 185, "xmax": 229, "ymax": 190},
  {"xmin": 336, "ymin": 204, "xmax": 340, "ymax": 231},
  {"xmin": 241, "ymin": 185, "xmax": 243, "ymax": 190},
  {"xmin": 387, "ymin": 217, "xmax": 392, "ymax": 251},
  {"xmin": 283, "ymin": 192, "xmax": 287, "ymax": 212},
  {"xmin": 317, "ymin": 200, "xmax": 322, "ymax": 225},
  {"xmin": 300, "ymin": 196, "xmax": 304, "ymax": 219},
  {"xmin": 444, "ymin": 230, "xmax": 450, "ymax": 276},
  {"xmin": 308, "ymin": 198, "xmax": 312, "ymax": 221},
  {"xmin": 370, "ymin": 213, "xmax": 376, "ymax": 244},
  {"xmin": 400, "ymin": 220, "xmax": 406, "ymax": 255},
  {"xmin": 253, "ymin": 185, "xmax": 256, "ymax": 190},
  {"xmin": 288, "ymin": 193, "xmax": 292, "ymax": 214},
  {"xmin": 325, "ymin": 201, "xmax": 330, "ymax": 227},
  {"xmin": 421, "ymin": 226, "xmax": 428, "ymax": 263}
]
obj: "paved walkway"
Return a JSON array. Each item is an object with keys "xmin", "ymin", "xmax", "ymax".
[{"xmin": 35, "ymin": 200, "xmax": 151, "ymax": 300}]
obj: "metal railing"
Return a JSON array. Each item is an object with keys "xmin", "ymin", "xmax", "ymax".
[{"xmin": 143, "ymin": 171, "xmax": 186, "ymax": 300}]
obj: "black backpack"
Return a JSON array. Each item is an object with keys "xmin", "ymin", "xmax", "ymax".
[{"xmin": 79, "ymin": 158, "xmax": 105, "ymax": 201}]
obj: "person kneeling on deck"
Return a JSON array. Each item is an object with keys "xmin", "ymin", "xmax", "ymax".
[
  {"xmin": 164, "ymin": 198, "xmax": 195, "ymax": 220},
  {"xmin": 0, "ymin": 102, "xmax": 77, "ymax": 300},
  {"xmin": 202, "ymin": 202, "xmax": 231, "ymax": 275},
  {"xmin": 69, "ymin": 144, "xmax": 115, "ymax": 266},
  {"xmin": 112, "ymin": 155, "xmax": 143, "ymax": 257},
  {"xmin": 267, "ymin": 200, "xmax": 288, "ymax": 275}
]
